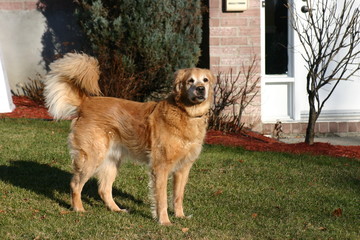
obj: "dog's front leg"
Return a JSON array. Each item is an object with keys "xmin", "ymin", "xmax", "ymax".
[
  {"xmin": 173, "ymin": 161, "xmax": 193, "ymax": 218},
  {"xmin": 150, "ymin": 167, "xmax": 171, "ymax": 225}
]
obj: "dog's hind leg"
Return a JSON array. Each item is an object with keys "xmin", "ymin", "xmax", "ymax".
[
  {"xmin": 173, "ymin": 161, "xmax": 193, "ymax": 218},
  {"xmin": 70, "ymin": 157, "xmax": 97, "ymax": 212},
  {"xmin": 96, "ymin": 157, "xmax": 126, "ymax": 212},
  {"xmin": 70, "ymin": 146, "xmax": 103, "ymax": 212}
]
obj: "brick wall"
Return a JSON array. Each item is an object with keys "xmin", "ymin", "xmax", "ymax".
[
  {"xmin": 209, "ymin": 0, "xmax": 262, "ymax": 131},
  {"xmin": 263, "ymin": 121, "xmax": 360, "ymax": 137},
  {"xmin": 0, "ymin": 0, "xmax": 37, "ymax": 10},
  {"xmin": 209, "ymin": 0, "xmax": 261, "ymax": 74}
]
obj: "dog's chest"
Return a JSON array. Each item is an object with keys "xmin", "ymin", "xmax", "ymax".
[
  {"xmin": 150, "ymin": 118, "xmax": 205, "ymax": 162},
  {"xmin": 166, "ymin": 118, "xmax": 205, "ymax": 143}
]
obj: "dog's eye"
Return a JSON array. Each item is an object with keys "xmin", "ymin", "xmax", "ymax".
[
  {"xmin": 188, "ymin": 78, "xmax": 195, "ymax": 84},
  {"xmin": 203, "ymin": 78, "xmax": 209, "ymax": 83}
]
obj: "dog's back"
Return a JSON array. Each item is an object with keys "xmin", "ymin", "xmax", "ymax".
[{"xmin": 73, "ymin": 97, "xmax": 158, "ymax": 162}]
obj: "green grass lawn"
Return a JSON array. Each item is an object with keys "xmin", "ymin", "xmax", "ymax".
[{"xmin": 0, "ymin": 118, "xmax": 359, "ymax": 239}]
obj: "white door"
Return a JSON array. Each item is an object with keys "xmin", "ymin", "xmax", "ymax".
[
  {"xmin": 261, "ymin": 0, "xmax": 305, "ymax": 122},
  {"xmin": 261, "ymin": 0, "xmax": 360, "ymax": 123}
]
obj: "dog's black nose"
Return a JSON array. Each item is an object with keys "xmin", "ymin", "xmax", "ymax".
[{"xmin": 196, "ymin": 86, "xmax": 205, "ymax": 94}]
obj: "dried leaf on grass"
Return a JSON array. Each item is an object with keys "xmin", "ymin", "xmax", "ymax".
[
  {"xmin": 60, "ymin": 211, "xmax": 71, "ymax": 215},
  {"xmin": 332, "ymin": 208, "xmax": 343, "ymax": 217},
  {"xmin": 212, "ymin": 189, "xmax": 223, "ymax": 196},
  {"xmin": 181, "ymin": 228, "xmax": 189, "ymax": 233}
]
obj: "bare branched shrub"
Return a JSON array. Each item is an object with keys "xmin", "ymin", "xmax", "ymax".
[
  {"xmin": 288, "ymin": 0, "xmax": 360, "ymax": 144},
  {"xmin": 209, "ymin": 57, "xmax": 260, "ymax": 133},
  {"xmin": 12, "ymin": 73, "xmax": 45, "ymax": 105}
]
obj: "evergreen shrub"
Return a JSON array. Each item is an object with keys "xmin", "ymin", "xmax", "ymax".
[{"xmin": 75, "ymin": 0, "xmax": 203, "ymax": 100}]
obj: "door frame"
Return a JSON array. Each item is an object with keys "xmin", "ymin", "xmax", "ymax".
[{"xmin": 260, "ymin": 0, "xmax": 304, "ymax": 122}]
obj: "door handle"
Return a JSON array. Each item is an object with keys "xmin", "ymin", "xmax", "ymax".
[{"xmin": 301, "ymin": 5, "xmax": 314, "ymax": 13}]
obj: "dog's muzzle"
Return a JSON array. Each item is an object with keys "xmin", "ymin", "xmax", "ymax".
[{"xmin": 195, "ymin": 86, "xmax": 206, "ymax": 100}]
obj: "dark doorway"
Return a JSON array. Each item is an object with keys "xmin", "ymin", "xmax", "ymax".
[
  {"xmin": 197, "ymin": 0, "xmax": 210, "ymax": 69},
  {"xmin": 265, "ymin": 0, "xmax": 288, "ymax": 74}
]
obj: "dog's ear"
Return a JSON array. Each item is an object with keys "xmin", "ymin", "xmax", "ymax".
[
  {"xmin": 173, "ymin": 69, "xmax": 188, "ymax": 93},
  {"xmin": 205, "ymin": 69, "xmax": 215, "ymax": 85}
]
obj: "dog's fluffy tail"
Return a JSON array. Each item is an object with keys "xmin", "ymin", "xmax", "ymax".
[{"xmin": 44, "ymin": 53, "xmax": 101, "ymax": 119}]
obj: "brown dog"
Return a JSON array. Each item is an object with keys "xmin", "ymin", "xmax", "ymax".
[{"xmin": 44, "ymin": 53, "xmax": 214, "ymax": 225}]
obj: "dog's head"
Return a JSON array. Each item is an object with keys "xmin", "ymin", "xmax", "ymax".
[{"xmin": 173, "ymin": 68, "xmax": 215, "ymax": 106}]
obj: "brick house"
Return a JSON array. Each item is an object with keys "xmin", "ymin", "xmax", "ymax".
[
  {"xmin": 209, "ymin": 0, "xmax": 360, "ymax": 136},
  {"xmin": 1, "ymin": 0, "xmax": 360, "ymax": 136}
]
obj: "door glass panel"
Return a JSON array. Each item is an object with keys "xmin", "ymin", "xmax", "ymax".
[{"xmin": 265, "ymin": 0, "xmax": 288, "ymax": 74}]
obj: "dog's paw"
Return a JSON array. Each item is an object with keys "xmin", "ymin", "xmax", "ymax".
[
  {"xmin": 160, "ymin": 220, "xmax": 172, "ymax": 226},
  {"xmin": 176, "ymin": 214, "xmax": 192, "ymax": 219},
  {"xmin": 117, "ymin": 208, "xmax": 129, "ymax": 213},
  {"xmin": 73, "ymin": 207, "xmax": 86, "ymax": 212},
  {"xmin": 111, "ymin": 207, "xmax": 128, "ymax": 213}
]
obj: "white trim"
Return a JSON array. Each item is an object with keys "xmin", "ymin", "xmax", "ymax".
[
  {"xmin": 301, "ymin": 110, "xmax": 360, "ymax": 122},
  {"xmin": 264, "ymin": 76, "xmax": 295, "ymax": 83},
  {"xmin": 262, "ymin": 109, "xmax": 360, "ymax": 123}
]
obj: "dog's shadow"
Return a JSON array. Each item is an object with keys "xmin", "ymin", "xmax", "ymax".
[{"xmin": 0, "ymin": 160, "xmax": 145, "ymax": 211}]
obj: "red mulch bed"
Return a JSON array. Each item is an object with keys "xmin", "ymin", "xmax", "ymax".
[
  {"xmin": 2, "ymin": 96, "xmax": 360, "ymax": 160},
  {"xmin": 0, "ymin": 96, "xmax": 52, "ymax": 120},
  {"xmin": 206, "ymin": 130, "xmax": 360, "ymax": 159}
]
